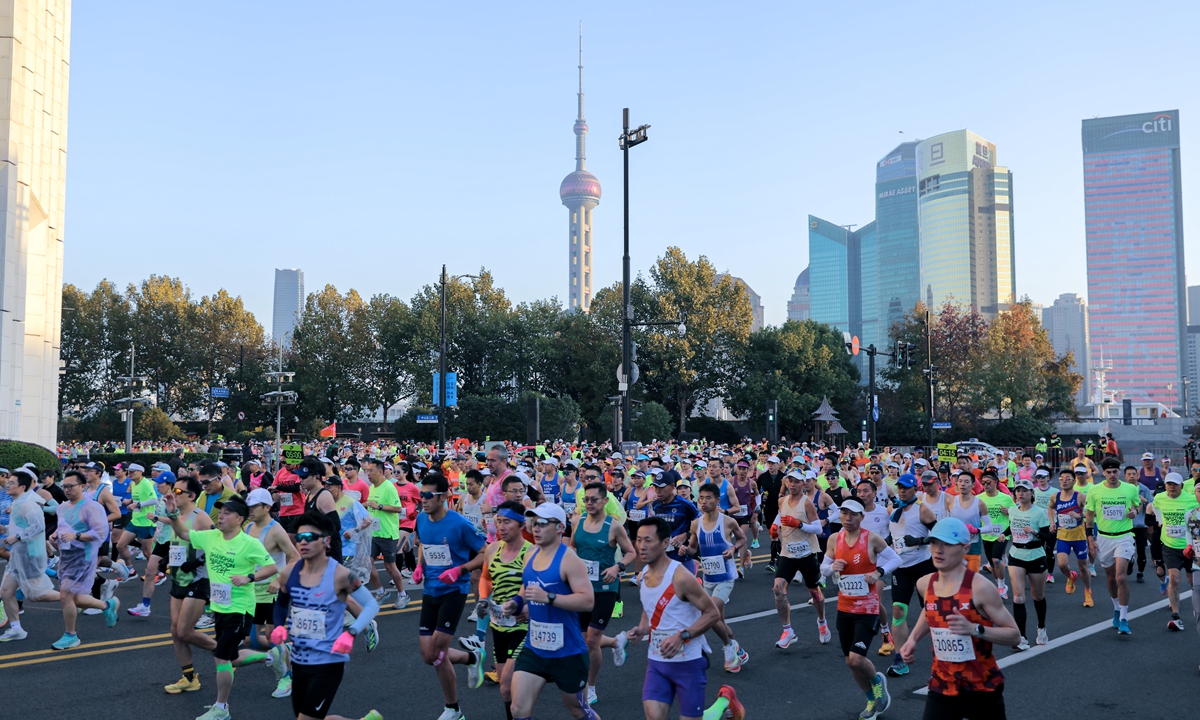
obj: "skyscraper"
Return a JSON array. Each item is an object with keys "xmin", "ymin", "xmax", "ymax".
[
  {"xmin": 0, "ymin": 0, "xmax": 69, "ymax": 447},
  {"xmin": 272, "ymin": 269, "xmax": 304, "ymax": 348},
  {"xmin": 1083, "ymin": 111, "xmax": 1186, "ymax": 407},
  {"xmin": 787, "ymin": 268, "xmax": 810, "ymax": 322},
  {"xmin": 875, "ymin": 141, "xmax": 921, "ymax": 334},
  {"xmin": 559, "ymin": 33, "xmax": 600, "ymax": 312},
  {"xmin": 1188, "ymin": 284, "xmax": 1200, "ymax": 325},
  {"xmin": 717, "ymin": 274, "xmax": 763, "ymax": 332},
  {"xmin": 808, "ymin": 216, "xmax": 876, "ymax": 377},
  {"xmin": 1042, "ymin": 293, "xmax": 1091, "ymax": 408},
  {"xmin": 916, "ymin": 130, "xmax": 1015, "ymax": 319}
]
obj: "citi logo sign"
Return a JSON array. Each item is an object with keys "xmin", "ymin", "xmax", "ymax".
[{"xmin": 1143, "ymin": 114, "xmax": 1173, "ymax": 133}]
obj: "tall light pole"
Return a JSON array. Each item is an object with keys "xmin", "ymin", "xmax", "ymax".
[
  {"xmin": 618, "ymin": 108, "xmax": 649, "ymax": 445},
  {"xmin": 439, "ymin": 266, "xmax": 478, "ymax": 454},
  {"xmin": 115, "ymin": 343, "xmax": 149, "ymax": 452},
  {"xmin": 261, "ymin": 343, "xmax": 295, "ymax": 473}
]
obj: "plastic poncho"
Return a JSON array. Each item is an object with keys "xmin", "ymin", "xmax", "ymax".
[
  {"xmin": 54, "ymin": 498, "xmax": 109, "ymax": 595},
  {"xmin": 2, "ymin": 492, "xmax": 55, "ymax": 598},
  {"xmin": 337, "ymin": 496, "xmax": 373, "ymax": 583}
]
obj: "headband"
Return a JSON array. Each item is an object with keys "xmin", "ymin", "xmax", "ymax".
[{"xmin": 496, "ymin": 508, "xmax": 527, "ymax": 524}]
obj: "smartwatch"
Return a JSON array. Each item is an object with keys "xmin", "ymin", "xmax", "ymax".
[
  {"xmin": 680, "ymin": 629, "xmax": 692, "ymax": 642},
  {"xmin": 547, "ymin": 593, "xmax": 557, "ymax": 606},
  {"xmin": 974, "ymin": 623, "xmax": 985, "ymax": 637}
]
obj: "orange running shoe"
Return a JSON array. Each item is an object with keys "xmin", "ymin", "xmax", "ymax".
[
  {"xmin": 717, "ymin": 685, "xmax": 745, "ymax": 720},
  {"xmin": 1065, "ymin": 571, "xmax": 1078, "ymax": 594},
  {"xmin": 1083, "ymin": 589, "xmax": 1094, "ymax": 607}
]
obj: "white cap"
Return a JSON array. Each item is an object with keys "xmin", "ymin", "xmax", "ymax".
[
  {"xmin": 543, "ymin": 457, "xmax": 559, "ymax": 466},
  {"xmin": 514, "ymin": 471, "xmax": 533, "ymax": 486},
  {"xmin": 246, "ymin": 488, "xmax": 274, "ymax": 507},
  {"xmin": 768, "ymin": 456, "xmax": 781, "ymax": 463},
  {"xmin": 694, "ymin": 460, "xmax": 707, "ymax": 468},
  {"xmin": 1164, "ymin": 472, "xmax": 1184, "ymax": 485},
  {"xmin": 525, "ymin": 503, "xmax": 567, "ymax": 524},
  {"xmin": 839, "ymin": 499, "xmax": 866, "ymax": 514},
  {"xmin": 127, "ymin": 463, "xmax": 145, "ymax": 473},
  {"xmin": 1142, "ymin": 452, "xmax": 1155, "ymax": 460}
]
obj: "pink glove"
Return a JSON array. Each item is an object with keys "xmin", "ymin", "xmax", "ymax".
[
  {"xmin": 966, "ymin": 523, "xmax": 979, "ymax": 535},
  {"xmin": 438, "ymin": 566, "xmax": 463, "ymax": 584},
  {"xmin": 270, "ymin": 626, "xmax": 288, "ymax": 645},
  {"xmin": 332, "ymin": 630, "xmax": 354, "ymax": 655},
  {"xmin": 412, "ymin": 564, "xmax": 424, "ymax": 585}
]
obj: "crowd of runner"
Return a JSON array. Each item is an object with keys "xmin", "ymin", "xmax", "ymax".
[{"xmin": 2, "ymin": 436, "xmax": 1199, "ymax": 720}]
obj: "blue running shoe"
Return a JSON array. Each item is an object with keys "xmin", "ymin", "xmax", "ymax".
[{"xmin": 1117, "ymin": 619, "xmax": 1131, "ymax": 635}]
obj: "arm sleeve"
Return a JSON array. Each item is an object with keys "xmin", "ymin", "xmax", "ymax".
[
  {"xmin": 876, "ymin": 545, "xmax": 902, "ymax": 575},
  {"xmin": 800, "ymin": 520, "xmax": 824, "ymax": 535},
  {"xmin": 348, "ymin": 585, "xmax": 379, "ymax": 635},
  {"xmin": 819, "ymin": 554, "xmax": 835, "ymax": 578},
  {"xmin": 273, "ymin": 591, "xmax": 291, "ymax": 627}
]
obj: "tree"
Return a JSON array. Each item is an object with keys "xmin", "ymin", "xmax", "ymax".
[
  {"xmin": 135, "ymin": 407, "xmax": 185, "ymax": 441},
  {"xmin": 979, "ymin": 300, "xmax": 1081, "ymax": 420},
  {"xmin": 632, "ymin": 401, "xmax": 673, "ymax": 443},
  {"xmin": 360, "ymin": 294, "xmax": 417, "ymax": 423},
  {"xmin": 59, "ymin": 281, "xmax": 132, "ymax": 417},
  {"xmin": 189, "ymin": 289, "xmax": 270, "ymax": 433},
  {"xmin": 290, "ymin": 285, "xmax": 371, "ymax": 423}
]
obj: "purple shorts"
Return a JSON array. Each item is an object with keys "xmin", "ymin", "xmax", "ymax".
[{"xmin": 643, "ymin": 657, "xmax": 707, "ymax": 717}]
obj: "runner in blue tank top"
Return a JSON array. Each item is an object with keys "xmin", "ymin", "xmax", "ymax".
[
  {"xmin": 683, "ymin": 481, "xmax": 749, "ymax": 673},
  {"xmin": 270, "ymin": 511, "xmax": 383, "ymax": 720},
  {"xmin": 503, "ymin": 502, "xmax": 599, "ymax": 720}
]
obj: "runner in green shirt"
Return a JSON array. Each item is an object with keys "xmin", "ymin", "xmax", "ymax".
[
  {"xmin": 980, "ymin": 471, "xmax": 1015, "ymax": 600},
  {"xmin": 115, "ymin": 464, "xmax": 160, "ymax": 577},
  {"xmin": 1145, "ymin": 472, "xmax": 1200, "ymax": 631},
  {"xmin": 1084, "ymin": 456, "xmax": 1142, "ymax": 635}
]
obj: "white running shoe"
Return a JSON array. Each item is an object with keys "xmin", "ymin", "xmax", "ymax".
[
  {"xmin": 1036, "ymin": 628, "xmax": 1049, "ymax": 646},
  {"xmin": 127, "ymin": 603, "xmax": 151, "ymax": 618},
  {"xmin": 723, "ymin": 642, "xmax": 742, "ymax": 673},
  {"xmin": 587, "ymin": 685, "xmax": 598, "ymax": 705},
  {"xmin": 99, "ymin": 578, "xmax": 119, "ymax": 603},
  {"xmin": 818, "ymin": 620, "xmax": 832, "ymax": 645},
  {"xmin": 776, "ymin": 627, "xmax": 798, "ymax": 649},
  {"xmin": 194, "ymin": 612, "xmax": 216, "ymax": 629},
  {"xmin": 1013, "ymin": 637, "xmax": 1030, "ymax": 651},
  {"xmin": 612, "ymin": 631, "xmax": 628, "ymax": 667},
  {"xmin": 435, "ymin": 708, "xmax": 464, "ymax": 720},
  {"xmin": 0, "ymin": 626, "xmax": 28, "ymax": 642},
  {"xmin": 458, "ymin": 635, "xmax": 484, "ymax": 654},
  {"xmin": 393, "ymin": 592, "xmax": 410, "ymax": 610}
]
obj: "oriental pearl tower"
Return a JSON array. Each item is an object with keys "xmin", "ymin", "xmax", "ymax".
[{"xmin": 560, "ymin": 30, "xmax": 601, "ymax": 313}]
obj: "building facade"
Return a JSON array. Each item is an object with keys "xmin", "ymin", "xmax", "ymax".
[
  {"xmin": 559, "ymin": 38, "xmax": 600, "ymax": 312},
  {"xmin": 272, "ymin": 269, "xmax": 304, "ymax": 348},
  {"xmin": 808, "ymin": 216, "xmax": 877, "ymax": 377},
  {"xmin": 875, "ymin": 141, "xmax": 921, "ymax": 335},
  {"xmin": 717, "ymin": 273, "xmax": 764, "ymax": 332},
  {"xmin": 1082, "ymin": 111, "xmax": 1186, "ymax": 407},
  {"xmin": 787, "ymin": 267, "xmax": 810, "ymax": 321},
  {"xmin": 0, "ymin": 1, "xmax": 69, "ymax": 447},
  {"xmin": 1187, "ymin": 326, "xmax": 1199, "ymax": 415},
  {"xmin": 1042, "ymin": 293, "xmax": 1091, "ymax": 408},
  {"xmin": 1188, "ymin": 284, "xmax": 1200, "ymax": 325},
  {"xmin": 916, "ymin": 130, "xmax": 1015, "ymax": 319}
]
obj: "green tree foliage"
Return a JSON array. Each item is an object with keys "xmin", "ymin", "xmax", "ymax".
[
  {"xmin": 289, "ymin": 285, "xmax": 372, "ymax": 424},
  {"xmin": 631, "ymin": 401, "xmax": 673, "ymax": 443},
  {"xmin": 135, "ymin": 406, "xmax": 185, "ymax": 441},
  {"xmin": 60, "ymin": 281, "xmax": 132, "ymax": 416}
]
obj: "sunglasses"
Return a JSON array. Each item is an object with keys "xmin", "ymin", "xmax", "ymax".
[
  {"xmin": 62, "ymin": 483, "xmax": 82, "ymax": 490},
  {"xmin": 296, "ymin": 532, "xmax": 328, "ymax": 543},
  {"xmin": 420, "ymin": 491, "xmax": 444, "ymax": 499},
  {"xmin": 583, "ymin": 495, "xmax": 604, "ymax": 503},
  {"xmin": 532, "ymin": 518, "xmax": 560, "ymax": 528}
]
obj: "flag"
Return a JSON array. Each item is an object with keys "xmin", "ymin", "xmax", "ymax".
[{"xmin": 320, "ymin": 422, "xmax": 337, "ymax": 438}]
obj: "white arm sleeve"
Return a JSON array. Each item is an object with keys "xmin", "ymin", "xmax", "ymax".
[
  {"xmin": 819, "ymin": 554, "xmax": 835, "ymax": 578},
  {"xmin": 877, "ymin": 545, "xmax": 902, "ymax": 575},
  {"xmin": 800, "ymin": 521, "xmax": 824, "ymax": 535}
]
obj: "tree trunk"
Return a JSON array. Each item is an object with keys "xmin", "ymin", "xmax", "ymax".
[{"xmin": 678, "ymin": 397, "xmax": 688, "ymax": 434}]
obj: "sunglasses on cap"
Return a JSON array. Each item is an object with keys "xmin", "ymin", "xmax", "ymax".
[{"xmin": 296, "ymin": 532, "xmax": 328, "ymax": 543}]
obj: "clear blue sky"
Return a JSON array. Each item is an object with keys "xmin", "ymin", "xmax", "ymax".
[{"xmin": 65, "ymin": 1, "xmax": 1200, "ymax": 329}]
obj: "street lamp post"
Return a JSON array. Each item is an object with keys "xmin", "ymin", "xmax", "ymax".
[
  {"xmin": 115, "ymin": 343, "xmax": 149, "ymax": 453},
  {"xmin": 261, "ymin": 344, "xmax": 295, "ymax": 473},
  {"xmin": 438, "ymin": 266, "xmax": 478, "ymax": 454},
  {"xmin": 618, "ymin": 108, "xmax": 650, "ymax": 444}
]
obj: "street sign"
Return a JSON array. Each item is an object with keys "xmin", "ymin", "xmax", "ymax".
[
  {"xmin": 872, "ymin": 406, "xmax": 880, "ymax": 422},
  {"xmin": 937, "ymin": 443, "xmax": 957, "ymax": 463},
  {"xmin": 851, "ymin": 336, "xmax": 860, "ymax": 356},
  {"xmin": 416, "ymin": 414, "xmax": 438, "ymax": 424},
  {"xmin": 932, "ymin": 421, "xmax": 952, "ymax": 430},
  {"xmin": 211, "ymin": 387, "xmax": 230, "ymax": 398},
  {"xmin": 237, "ymin": 411, "xmax": 246, "ymax": 420},
  {"xmin": 616, "ymin": 363, "xmax": 640, "ymax": 385},
  {"xmin": 619, "ymin": 441, "xmax": 639, "ymax": 459},
  {"xmin": 282, "ymin": 443, "xmax": 303, "ymax": 465},
  {"xmin": 432, "ymin": 373, "xmax": 458, "ymax": 407}
]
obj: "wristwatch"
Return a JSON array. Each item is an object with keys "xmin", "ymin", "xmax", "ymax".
[
  {"xmin": 547, "ymin": 593, "xmax": 557, "ymax": 606},
  {"xmin": 247, "ymin": 573, "xmax": 256, "ymax": 583},
  {"xmin": 974, "ymin": 623, "xmax": 985, "ymax": 637},
  {"xmin": 617, "ymin": 561, "xmax": 627, "ymax": 572},
  {"xmin": 679, "ymin": 629, "xmax": 692, "ymax": 642}
]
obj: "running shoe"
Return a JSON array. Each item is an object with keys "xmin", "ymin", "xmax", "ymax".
[
  {"xmin": 776, "ymin": 627, "xmax": 797, "ymax": 649},
  {"xmin": 458, "ymin": 634, "xmax": 484, "ymax": 654},
  {"xmin": 1167, "ymin": 615, "xmax": 1184, "ymax": 631},
  {"xmin": 1112, "ymin": 610, "xmax": 1121, "ymax": 629},
  {"xmin": 818, "ymin": 619, "xmax": 832, "ymax": 645},
  {"xmin": 997, "ymin": 583, "xmax": 1008, "ymax": 600},
  {"xmin": 267, "ymin": 642, "xmax": 290, "ymax": 680},
  {"xmin": 435, "ymin": 709, "xmax": 464, "ymax": 720},
  {"xmin": 723, "ymin": 642, "xmax": 742, "ymax": 673},
  {"xmin": 861, "ymin": 672, "xmax": 890, "ymax": 719},
  {"xmin": 1065, "ymin": 571, "xmax": 1077, "ymax": 594},
  {"xmin": 612, "ymin": 631, "xmax": 628, "ymax": 667},
  {"xmin": 393, "ymin": 592, "xmax": 411, "ymax": 610},
  {"xmin": 194, "ymin": 612, "xmax": 215, "ymax": 629},
  {"xmin": 484, "ymin": 671, "xmax": 499, "ymax": 684},
  {"xmin": 1082, "ymin": 590, "xmax": 1094, "ymax": 608},
  {"xmin": 164, "ymin": 675, "xmax": 201, "ymax": 693},
  {"xmin": 1160, "ymin": 578, "xmax": 1169, "ymax": 595},
  {"xmin": 737, "ymin": 645, "xmax": 749, "ymax": 666},
  {"xmin": 0, "ymin": 626, "xmax": 28, "ymax": 642},
  {"xmin": 1135, "ymin": 571, "xmax": 1144, "ymax": 583},
  {"xmin": 886, "ymin": 656, "xmax": 910, "ymax": 676},
  {"xmin": 587, "ymin": 686, "xmax": 598, "ymax": 705},
  {"xmin": 1036, "ymin": 627, "xmax": 1049, "ymax": 646},
  {"xmin": 877, "ymin": 631, "xmax": 894, "ymax": 656},
  {"xmin": 466, "ymin": 647, "xmax": 486, "ymax": 690},
  {"xmin": 361, "ymin": 712, "xmax": 384, "ymax": 720},
  {"xmin": 400, "ymin": 568, "xmax": 413, "ymax": 579},
  {"xmin": 1088, "ymin": 564, "xmax": 1097, "ymax": 577},
  {"xmin": 717, "ymin": 685, "xmax": 745, "ymax": 720},
  {"xmin": 1013, "ymin": 637, "xmax": 1030, "ymax": 651},
  {"xmin": 51, "ymin": 632, "xmax": 80, "ymax": 650},
  {"xmin": 765, "ymin": 564, "xmax": 776, "ymax": 573},
  {"xmin": 466, "ymin": 604, "xmax": 479, "ymax": 622},
  {"xmin": 629, "ymin": 574, "xmax": 640, "ymax": 586},
  {"xmin": 365, "ymin": 619, "xmax": 379, "ymax": 652},
  {"xmin": 1117, "ymin": 619, "xmax": 1131, "ymax": 635},
  {"xmin": 133, "ymin": 548, "xmax": 147, "ymax": 561},
  {"xmin": 751, "ymin": 539, "xmax": 760, "ymax": 549},
  {"xmin": 371, "ymin": 586, "xmax": 390, "ymax": 601},
  {"xmin": 612, "ymin": 600, "xmax": 624, "ymax": 619},
  {"xmin": 195, "ymin": 705, "xmax": 231, "ymax": 720},
  {"xmin": 155, "ymin": 572, "xmax": 168, "ymax": 586},
  {"xmin": 104, "ymin": 597, "xmax": 120, "ymax": 628},
  {"xmin": 271, "ymin": 674, "xmax": 292, "ymax": 698},
  {"xmin": 127, "ymin": 602, "xmax": 151, "ymax": 618},
  {"xmin": 1045, "ymin": 573, "xmax": 1055, "ymax": 584},
  {"xmin": 99, "ymin": 577, "xmax": 119, "ymax": 603}
]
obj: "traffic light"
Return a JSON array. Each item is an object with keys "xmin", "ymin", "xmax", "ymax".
[{"xmin": 905, "ymin": 342, "xmax": 915, "ymax": 369}]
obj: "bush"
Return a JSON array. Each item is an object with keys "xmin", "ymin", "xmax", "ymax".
[
  {"xmin": 0, "ymin": 440, "xmax": 62, "ymax": 478},
  {"xmin": 85, "ymin": 452, "xmax": 218, "ymax": 471}
]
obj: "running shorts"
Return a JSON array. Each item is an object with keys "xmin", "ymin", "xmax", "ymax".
[
  {"xmin": 291, "ymin": 661, "xmax": 346, "ymax": 720},
  {"xmin": 891, "ymin": 559, "xmax": 935, "ymax": 607},
  {"xmin": 151, "ymin": 542, "xmax": 171, "ymax": 560},
  {"xmin": 418, "ymin": 591, "xmax": 466, "ymax": 635},
  {"xmin": 512, "ymin": 645, "xmax": 589, "ymax": 694},
  {"xmin": 213, "ymin": 611, "xmax": 253, "ymax": 661},
  {"xmin": 1163, "ymin": 545, "xmax": 1188, "ymax": 572},
  {"xmin": 836, "ymin": 611, "xmax": 879, "ymax": 658},
  {"xmin": 491, "ymin": 627, "xmax": 527, "ymax": 663},
  {"xmin": 169, "ymin": 577, "xmax": 210, "ymax": 602},
  {"xmin": 982, "ymin": 537, "xmax": 1008, "ymax": 562},
  {"xmin": 578, "ymin": 590, "xmax": 619, "ymax": 631},
  {"xmin": 126, "ymin": 523, "xmax": 155, "ymax": 541},
  {"xmin": 775, "ymin": 554, "xmax": 821, "ymax": 589},
  {"xmin": 644, "ymin": 657, "xmax": 708, "ymax": 717},
  {"xmin": 923, "ymin": 686, "xmax": 1006, "ymax": 720},
  {"xmin": 1007, "ymin": 556, "xmax": 1046, "ymax": 575},
  {"xmin": 370, "ymin": 536, "xmax": 397, "ymax": 564},
  {"xmin": 1055, "ymin": 539, "xmax": 1089, "ymax": 561},
  {"xmin": 1095, "ymin": 534, "xmax": 1135, "ymax": 569},
  {"xmin": 254, "ymin": 601, "xmax": 275, "ymax": 625},
  {"xmin": 702, "ymin": 580, "xmax": 735, "ymax": 604}
]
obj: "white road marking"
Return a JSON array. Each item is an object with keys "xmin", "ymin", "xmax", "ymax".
[{"xmin": 725, "ymin": 585, "xmax": 891, "ymax": 625}]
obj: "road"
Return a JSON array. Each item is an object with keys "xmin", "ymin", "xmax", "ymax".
[{"xmin": 3, "ymin": 550, "xmax": 1197, "ymax": 719}]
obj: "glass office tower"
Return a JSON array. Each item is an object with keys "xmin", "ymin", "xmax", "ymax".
[
  {"xmin": 1082, "ymin": 111, "xmax": 1186, "ymax": 407},
  {"xmin": 809, "ymin": 215, "xmax": 877, "ymax": 378},
  {"xmin": 875, "ymin": 141, "xmax": 921, "ymax": 336}
]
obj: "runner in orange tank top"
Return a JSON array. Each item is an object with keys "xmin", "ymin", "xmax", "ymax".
[
  {"xmin": 818, "ymin": 499, "xmax": 902, "ymax": 720},
  {"xmin": 899, "ymin": 517, "xmax": 1021, "ymax": 720}
]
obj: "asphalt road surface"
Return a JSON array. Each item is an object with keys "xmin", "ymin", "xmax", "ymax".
[{"xmin": 3, "ymin": 550, "xmax": 1197, "ymax": 720}]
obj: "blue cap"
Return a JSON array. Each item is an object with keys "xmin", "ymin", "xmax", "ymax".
[
  {"xmin": 896, "ymin": 473, "xmax": 918, "ymax": 489},
  {"xmin": 636, "ymin": 454, "xmax": 650, "ymax": 461},
  {"xmin": 928, "ymin": 517, "xmax": 971, "ymax": 546},
  {"xmin": 154, "ymin": 470, "xmax": 177, "ymax": 484}
]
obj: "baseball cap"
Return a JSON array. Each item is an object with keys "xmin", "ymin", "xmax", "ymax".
[
  {"xmin": 767, "ymin": 456, "xmax": 781, "ymax": 463},
  {"xmin": 214, "ymin": 496, "xmax": 250, "ymax": 517},
  {"xmin": 1013, "ymin": 479, "xmax": 1034, "ymax": 490},
  {"xmin": 127, "ymin": 463, "xmax": 145, "ymax": 473},
  {"xmin": 920, "ymin": 470, "xmax": 938, "ymax": 483},
  {"xmin": 246, "ymin": 488, "xmax": 274, "ymax": 507},
  {"xmin": 839, "ymin": 499, "xmax": 865, "ymax": 514},
  {"xmin": 525, "ymin": 503, "xmax": 567, "ymax": 524},
  {"xmin": 154, "ymin": 470, "xmax": 177, "ymax": 485},
  {"xmin": 543, "ymin": 458, "xmax": 559, "ymax": 467},
  {"xmin": 1165, "ymin": 472, "xmax": 1184, "ymax": 485},
  {"xmin": 1073, "ymin": 466, "xmax": 1088, "ymax": 474},
  {"xmin": 694, "ymin": 460, "xmax": 707, "ymax": 469},
  {"xmin": 896, "ymin": 473, "xmax": 918, "ymax": 489},
  {"xmin": 1142, "ymin": 452, "xmax": 1155, "ymax": 460},
  {"xmin": 1034, "ymin": 468, "xmax": 1050, "ymax": 478},
  {"xmin": 929, "ymin": 517, "xmax": 972, "ymax": 545},
  {"xmin": 913, "ymin": 458, "xmax": 929, "ymax": 467}
]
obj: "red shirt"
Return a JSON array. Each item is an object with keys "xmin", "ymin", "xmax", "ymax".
[{"xmin": 394, "ymin": 480, "xmax": 421, "ymax": 531}]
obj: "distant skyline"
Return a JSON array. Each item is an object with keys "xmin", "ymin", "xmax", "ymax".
[{"xmin": 62, "ymin": 1, "xmax": 1200, "ymax": 330}]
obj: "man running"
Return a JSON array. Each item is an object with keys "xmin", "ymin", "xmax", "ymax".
[
  {"xmin": 162, "ymin": 476, "xmax": 219, "ymax": 694},
  {"xmin": 979, "ymin": 470, "xmax": 1014, "ymax": 600},
  {"xmin": 480, "ymin": 501, "xmax": 533, "ymax": 720},
  {"xmin": 819, "ymin": 498, "xmax": 902, "ymax": 720},
  {"xmin": 648, "ymin": 473, "xmax": 699, "ymax": 572},
  {"xmin": 1085, "ymin": 456, "xmax": 1142, "ymax": 635},
  {"xmin": 771, "ymin": 470, "xmax": 831, "ymax": 650},
  {"xmin": 245, "ymin": 487, "xmax": 301, "ymax": 698},
  {"xmin": 898, "ymin": 518, "xmax": 1021, "ymax": 720},
  {"xmin": 885, "ymin": 473, "xmax": 936, "ymax": 676},
  {"xmin": 570, "ymin": 480, "xmax": 637, "ymax": 703},
  {"xmin": 1050, "ymin": 468, "xmax": 1093, "ymax": 606},
  {"xmin": 1145, "ymin": 472, "xmax": 1199, "ymax": 631},
  {"xmin": 504, "ymin": 502, "xmax": 597, "ymax": 720},
  {"xmin": 363, "ymin": 458, "xmax": 409, "ymax": 609},
  {"xmin": 270, "ymin": 511, "xmax": 383, "ymax": 720},
  {"xmin": 682, "ymin": 482, "xmax": 750, "ymax": 671}
]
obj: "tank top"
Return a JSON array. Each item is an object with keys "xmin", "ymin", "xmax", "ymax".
[
  {"xmin": 778, "ymin": 496, "xmax": 817, "ymax": 559},
  {"xmin": 697, "ymin": 515, "xmax": 737, "ymax": 581},
  {"xmin": 168, "ymin": 509, "xmax": 207, "ymax": 582},
  {"xmin": 638, "ymin": 559, "xmax": 710, "ymax": 662},
  {"xmin": 461, "ymin": 494, "xmax": 487, "ymax": 538},
  {"xmin": 732, "ymin": 480, "xmax": 754, "ymax": 518},
  {"xmin": 574, "ymin": 516, "xmax": 618, "ymax": 593},
  {"xmin": 1138, "ymin": 467, "xmax": 1162, "ymax": 491},
  {"xmin": 304, "ymin": 488, "xmax": 343, "ymax": 558},
  {"xmin": 948, "ymin": 495, "xmax": 984, "ymax": 554},
  {"xmin": 111, "ymin": 477, "xmax": 132, "ymax": 516},
  {"xmin": 834, "ymin": 529, "xmax": 880, "ymax": 615},
  {"xmin": 285, "ymin": 560, "xmax": 347, "ymax": 666},
  {"xmin": 523, "ymin": 543, "xmax": 588, "ymax": 658},
  {"xmin": 247, "ymin": 519, "xmax": 285, "ymax": 604},
  {"xmin": 923, "ymin": 492, "xmax": 949, "ymax": 522},
  {"xmin": 488, "ymin": 540, "xmax": 530, "ymax": 632},
  {"xmin": 808, "ymin": 488, "xmax": 833, "ymax": 538},
  {"xmin": 560, "ymin": 482, "xmax": 580, "ymax": 513},
  {"xmin": 82, "ymin": 484, "xmax": 112, "ymax": 541},
  {"xmin": 1053, "ymin": 491, "xmax": 1086, "ymax": 541},
  {"xmin": 540, "ymin": 473, "xmax": 561, "ymax": 504},
  {"xmin": 889, "ymin": 503, "xmax": 931, "ymax": 566},
  {"xmin": 861, "ymin": 505, "xmax": 890, "ymax": 540},
  {"xmin": 924, "ymin": 569, "xmax": 1003, "ymax": 696},
  {"xmin": 626, "ymin": 487, "xmax": 647, "ymax": 522}
]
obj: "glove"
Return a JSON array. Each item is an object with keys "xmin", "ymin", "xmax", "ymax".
[
  {"xmin": 902, "ymin": 535, "xmax": 924, "ymax": 548},
  {"xmin": 769, "ymin": 524, "xmax": 779, "ymax": 540},
  {"xmin": 412, "ymin": 564, "xmax": 424, "ymax": 585},
  {"xmin": 1185, "ymin": 545, "xmax": 1195, "ymax": 561},
  {"xmin": 270, "ymin": 626, "xmax": 288, "ymax": 645},
  {"xmin": 179, "ymin": 559, "xmax": 202, "ymax": 574},
  {"xmin": 780, "ymin": 515, "xmax": 801, "ymax": 528},
  {"xmin": 439, "ymin": 566, "xmax": 463, "ymax": 584},
  {"xmin": 966, "ymin": 524, "xmax": 980, "ymax": 536},
  {"xmin": 332, "ymin": 630, "xmax": 354, "ymax": 654}
]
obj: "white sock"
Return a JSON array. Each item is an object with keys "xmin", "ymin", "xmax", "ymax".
[
  {"xmin": 1112, "ymin": 598, "xmax": 1120, "ymax": 611},
  {"xmin": 9, "ymin": 621, "xmax": 20, "ymax": 632},
  {"xmin": 214, "ymin": 701, "xmax": 228, "ymax": 710},
  {"xmin": 1119, "ymin": 605, "xmax": 1128, "ymax": 620}
]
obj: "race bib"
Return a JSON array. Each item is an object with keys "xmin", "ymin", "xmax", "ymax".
[
  {"xmin": 528, "ymin": 620, "xmax": 564, "ymax": 652},
  {"xmin": 210, "ymin": 582, "xmax": 233, "ymax": 606},
  {"xmin": 838, "ymin": 573, "xmax": 869, "ymax": 597},
  {"xmin": 489, "ymin": 601, "xmax": 516, "ymax": 628},
  {"xmin": 1011, "ymin": 523, "xmax": 1032, "ymax": 544},
  {"xmin": 732, "ymin": 505, "xmax": 749, "ymax": 517},
  {"xmin": 583, "ymin": 559, "xmax": 600, "ymax": 581},
  {"xmin": 280, "ymin": 494, "xmax": 294, "ymax": 507},
  {"xmin": 423, "ymin": 544, "xmax": 452, "ymax": 567},
  {"xmin": 345, "ymin": 490, "xmax": 361, "ymax": 502},
  {"xmin": 930, "ymin": 627, "xmax": 977, "ymax": 663},
  {"xmin": 700, "ymin": 555, "xmax": 726, "ymax": 576},
  {"xmin": 892, "ymin": 537, "xmax": 908, "ymax": 553},
  {"xmin": 168, "ymin": 545, "xmax": 187, "ymax": 567},
  {"xmin": 1058, "ymin": 515, "xmax": 1078, "ymax": 529},
  {"xmin": 628, "ymin": 510, "xmax": 646, "ymax": 521},
  {"xmin": 290, "ymin": 607, "xmax": 326, "ymax": 640},
  {"xmin": 786, "ymin": 540, "xmax": 811, "ymax": 557},
  {"xmin": 1102, "ymin": 505, "xmax": 1125, "ymax": 522},
  {"xmin": 1165, "ymin": 525, "xmax": 1186, "ymax": 539},
  {"xmin": 648, "ymin": 628, "xmax": 676, "ymax": 660}
]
